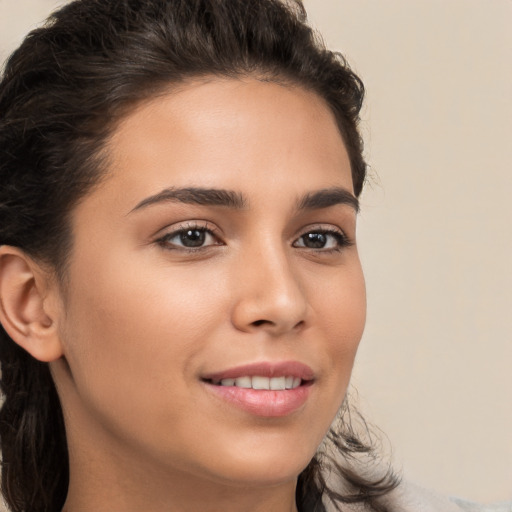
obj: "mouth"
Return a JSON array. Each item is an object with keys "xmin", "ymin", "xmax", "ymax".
[
  {"xmin": 203, "ymin": 375, "xmax": 310, "ymax": 390},
  {"xmin": 200, "ymin": 361, "xmax": 315, "ymax": 417}
]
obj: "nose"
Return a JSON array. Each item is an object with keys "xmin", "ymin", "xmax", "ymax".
[{"xmin": 230, "ymin": 245, "xmax": 308, "ymax": 336}]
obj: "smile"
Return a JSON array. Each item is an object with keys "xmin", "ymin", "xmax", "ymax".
[
  {"xmin": 209, "ymin": 376, "xmax": 303, "ymax": 390},
  {"xmin": 201, "ymin": 361, "xmax": 314, "ymax": 417}
]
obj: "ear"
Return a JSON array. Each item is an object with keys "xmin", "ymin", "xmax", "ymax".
[{"xmin": 0, "ymin": 246, "xmax": 64, "ymax": 362}]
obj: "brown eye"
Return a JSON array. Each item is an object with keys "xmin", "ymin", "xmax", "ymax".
[
  {"xmin": 157, "ymin": 225, "xmax": 220, "ymax": 250},
  {"xmin": 293, "ymin": 230, "xmax": 350, "ymax": 251},
  {"xmin": 179, "ymin": 229, "xmax": 206, "ymax": 247},
  {"xmin": 301, "ymin": 232, "xmax": 328, "ymax": 248}
]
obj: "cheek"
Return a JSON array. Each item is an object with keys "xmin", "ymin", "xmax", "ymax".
[
  {"xmin": 322, "ymin": 263, "xmax": 366, "ymax": 345},
  {"xmin": 315, "ymin": 264, "xmax": 366, "ymax": 388},
  {"xmin": 58, "ymin": 251, "xmax": 227, "ymax": 422},
  {"xmin": 66, "ymin": 246, "xmax": 223, "ymax": 343}
]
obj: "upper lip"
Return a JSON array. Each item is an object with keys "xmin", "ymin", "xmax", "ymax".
[{"xmin": 202, "ymin": 361, "xmax": 315, "ymax": 382}]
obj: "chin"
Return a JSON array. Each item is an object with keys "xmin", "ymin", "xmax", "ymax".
[
  {"xmin": 198, "ymin": 438, "xmax": 317, "ymax": 488},
  {"xmin": 210, "ymin": 462, "xmax": 309, "ymax": 489}
]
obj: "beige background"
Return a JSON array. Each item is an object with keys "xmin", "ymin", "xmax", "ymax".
[{"xmin": 1, "ymin": 0, "xmax": 511, "ymax": 506}]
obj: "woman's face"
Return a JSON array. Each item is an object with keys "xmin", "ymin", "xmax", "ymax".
[{"xmin": 52, "ymin": 78, "xmax": 366, "ymax": 488}]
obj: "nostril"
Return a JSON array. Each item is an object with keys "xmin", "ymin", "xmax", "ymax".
[
  {"xmin": 250, "ymin": 318, "xmax": 305, "ymax": 330},
  {"xmin": 293, "ymin": 320, "xmax": 305, "ymax": 330},
  {"xmin": 252, "ymin": 319, "xmax": 270, "ymax": 327}
]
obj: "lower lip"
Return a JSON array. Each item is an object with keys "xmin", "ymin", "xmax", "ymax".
[{"xmin": 203, "ymin": 382, "xmax": 312, "ymax": 417}]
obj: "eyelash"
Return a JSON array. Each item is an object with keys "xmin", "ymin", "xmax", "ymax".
[
  {"xmin": 293, "ymin": 227, "xmax": 353, "ymax": 253},
  {"xmin": 155, "ymin": 222, "xmax": 221, "ymax": 253},
  {"xmin": 155, "ymin": 223, "xmax": 353, "ymax": 253}
]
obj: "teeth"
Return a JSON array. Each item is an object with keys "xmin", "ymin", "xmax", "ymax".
[
  {"xmin": 270, "ymin": 376, "xmax": 286, "ymax": 390},
  {"xmin": 252, "ymin": 376, "xmax": 270, "ymax": 389},
  {"xmin": 234, "ymin": 376, "xmax": 252, "ymax": 388},
  {"xmin": 217, "ymin": 376, "xmax": 302, "ymax": 390}
]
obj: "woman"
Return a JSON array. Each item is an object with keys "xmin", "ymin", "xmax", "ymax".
[
  {"xmin": 0, "ymin": 1, "xmax": 395, "ymax": 510},
  {"xmin": 0, "ymin": 1, "xmax": 508, "ymax": 512}
]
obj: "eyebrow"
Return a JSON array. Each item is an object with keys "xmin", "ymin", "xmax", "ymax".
[
  {"xmin": 296, "ymin": 187, "xmax": 359, "ymax": 213},
  {"xmin": 129, "ymin": 186, "xmax": 359, "ymax": 214},
  {"xmin": 129, "ymin": 187, "xmax": 247, "ymax": 213}
]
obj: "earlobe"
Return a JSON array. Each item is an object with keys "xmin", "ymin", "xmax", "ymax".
[{"xmin": 0, "ymin": 246, "xmax": 64, "ymax": 362}]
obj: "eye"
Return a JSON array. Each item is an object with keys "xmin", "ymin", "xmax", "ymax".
[
  {"xmin": 156, "ymin": 223, "xmax": 221, "ymax": 250},
  {"xmin": 293, "ymin": 229, "xmax": 351, "ymax": 251}
]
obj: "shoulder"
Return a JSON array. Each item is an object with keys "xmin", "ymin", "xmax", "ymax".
[
  {"xmin": 451, "ymin": 497, "xmax": 512, "ymax": 512},
  {"xmin": 340, "ymin": 480, "xmax": 512, "ymax": 512}
]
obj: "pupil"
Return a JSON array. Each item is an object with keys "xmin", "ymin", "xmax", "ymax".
[
  {"xmin": 180, "ymin": 229, "xmax": 205, "ymax": 247},
  {"xmin": 304, "ymin": 233, "xmax": 326, "ymax": 248}
]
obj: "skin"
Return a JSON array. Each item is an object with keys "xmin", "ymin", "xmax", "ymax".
[{"xmin": 0, "ymin": 78, "xmax": 366, "ymax": 512}]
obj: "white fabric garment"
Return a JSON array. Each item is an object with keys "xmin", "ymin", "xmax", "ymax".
[{"xmin": 338, "ymin": 480, "xmax": 512, "ymax": 512}]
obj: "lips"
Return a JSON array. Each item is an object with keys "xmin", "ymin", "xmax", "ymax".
[
  {"xmin": 201, "ymin": 361, "xmax": 314, "ymax": 417},
  {"xmin": 202, "ymin": 361, "xmax": 315, "ymax": 382},
  {"xmin": 210, "ymin": 375, "xmax": 302, "ymax": 390}
]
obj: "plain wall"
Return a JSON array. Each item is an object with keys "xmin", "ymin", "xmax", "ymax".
[{"xmin": 1, "ymin": 0, "xmax": 511, "ymax": 505}]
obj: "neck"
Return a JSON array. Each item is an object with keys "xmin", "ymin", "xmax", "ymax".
[
  {"xmin": 61, "ymin": 420, "xmax": 299, "ymax": 512},
  {"xmin": 63, "ymin": 461, "xmax": 299, "ymax": 512}
]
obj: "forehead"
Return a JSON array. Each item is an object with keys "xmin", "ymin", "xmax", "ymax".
[{"xmin": 95, "ymin": 78, "xmax": 353, "ymax": 212}]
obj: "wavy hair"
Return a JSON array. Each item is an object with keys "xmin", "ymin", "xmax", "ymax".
[{"xmin": 0, "ymin": 1, "xmax": 398, "ymax": 510}]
